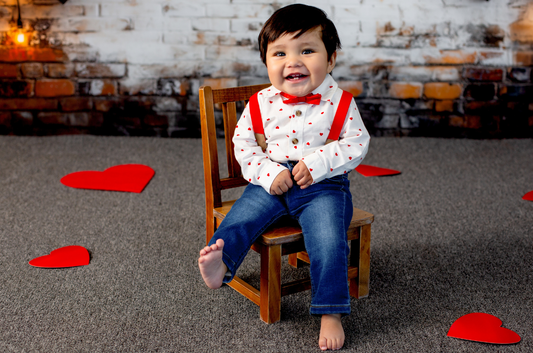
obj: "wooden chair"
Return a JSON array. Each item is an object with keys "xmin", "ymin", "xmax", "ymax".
[{"xmin": 199, "ymin": 83, "xmax": 374, "ymax": 324}]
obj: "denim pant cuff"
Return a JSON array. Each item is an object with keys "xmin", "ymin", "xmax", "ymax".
[
  {"xmin": 221, "ymin": 251, "xmax": 237, "ymax": 283},
  {"xmin": 309, "ymin": 305, "xmax": 351, "ymax": 317}
]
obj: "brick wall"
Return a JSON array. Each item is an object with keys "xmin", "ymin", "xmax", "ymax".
[{"xmin": 1, "ymin": 0, "xmax": 532, "ymax": 138}]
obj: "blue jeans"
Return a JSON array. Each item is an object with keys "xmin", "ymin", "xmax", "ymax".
[{"xmin": 209, "ymin": 162, "xmax": 353, "ymax": 316}]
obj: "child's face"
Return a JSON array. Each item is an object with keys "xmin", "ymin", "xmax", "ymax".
[{"xmin": 265, "ymin": 26, "xmax": 336, "ymax": 97}]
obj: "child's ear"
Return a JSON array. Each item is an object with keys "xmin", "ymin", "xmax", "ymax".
[{"xmin": 327, "ymin": 51, "xmax": 337, "ymax": 73}]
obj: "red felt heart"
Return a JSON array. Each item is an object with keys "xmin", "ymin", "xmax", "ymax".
[
  {"xmin": 447, "ymin": 313, "xmax": 521, "ymax": 344},
  {"xmin": 29, "ymin": 246, "xmax": 90, "ymax": 268},
  {"xmin": 355, "ymin": 164, "xmax": 401, "ymax": 177},
  {"xmin": 522, "ymin": 190, "xmax": 533, "ymax": 201},
  {"xmin": 61, "ymin": 164, "xmax": 154, "ymax": 193}
]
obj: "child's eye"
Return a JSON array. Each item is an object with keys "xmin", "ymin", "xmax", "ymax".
[
  {"xmin": 302, "ymin": 49, "xmax": 314, "ymax": 54},
  {"xmin": 274, "ymin": 52, "xmax": 285, "ymax": 57}
]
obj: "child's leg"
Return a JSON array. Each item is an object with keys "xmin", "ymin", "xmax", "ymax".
[
  {"xmin": 200, "ymin": 183, "xmax": 288, "ymax": 286},
  {"xmin": 291, "ymin": 174, "xmax": 353, "ymax": 350}
]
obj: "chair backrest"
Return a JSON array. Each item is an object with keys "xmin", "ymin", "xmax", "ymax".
[{"xmin": 199, "ymin": 84, "xmax": 271, "ymax": 214}]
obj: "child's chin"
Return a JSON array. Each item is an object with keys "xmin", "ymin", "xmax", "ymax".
[{"xmin": 283, "ymin": 83, "xmax": 313, "ymax": 96}]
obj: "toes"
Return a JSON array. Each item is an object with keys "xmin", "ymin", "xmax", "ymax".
[{"xmin": 319, "ymin": 337, "xmax": 328, "ymax": 351}]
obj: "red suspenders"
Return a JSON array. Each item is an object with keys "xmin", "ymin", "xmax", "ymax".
[
  {"xmin": 248, "ymin": 89, "xmax": 354, "ymax": 149},
  {"xmin": 326, "ymin": 90, "xmax": 353, "ymax": 143}
]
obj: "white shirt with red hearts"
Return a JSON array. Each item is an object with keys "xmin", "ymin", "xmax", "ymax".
[{"xmin": 233, "ymin": 74, "xmax": 370, "ymax": 194}]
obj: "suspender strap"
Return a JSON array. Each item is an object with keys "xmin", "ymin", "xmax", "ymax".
[
  {"xmin": 326, "ymin": 90, "xmax": 353, "ymax": 144},
  {"xmin": 248, "ymin": 93, "xmax": 267, "ymax": 152}
]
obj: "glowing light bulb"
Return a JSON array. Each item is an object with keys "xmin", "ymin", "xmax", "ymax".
[{"xmin": 17, "ymin": 32, "xmax": 25, "ymax": 43}]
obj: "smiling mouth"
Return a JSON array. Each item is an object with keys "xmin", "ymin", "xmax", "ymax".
[{"xmin": 285, "ymin": 73, "xmax": 308, "ymax": 81}]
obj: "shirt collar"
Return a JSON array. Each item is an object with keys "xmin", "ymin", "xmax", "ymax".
[{"xmin": 262, "ymin": 74, "xmax": 338, "ymax": 101}]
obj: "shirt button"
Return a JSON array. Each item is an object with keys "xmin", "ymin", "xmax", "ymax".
[
  {"xmin": 295, "ymin": 110, "xmax": 302, "ymax": 117},
  {"xmin": 292, "ymin": 138, "xmax": 298, "ymax": 145}
]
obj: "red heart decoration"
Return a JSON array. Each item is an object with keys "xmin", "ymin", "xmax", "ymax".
[
  {"xmin": 522, "ymin": 190, "xmax": 533, "ymax": 201},
  {"xmin": 355, "ymin": 164, "xmax": 401, "ymax": 177},
  {"xmin": 447, "ymin": 313, "xmax": 521, "ymax": 344},
  {"xmin": 29, "ymin": 246, "xmax": 90, "ymax": 268},
  {"xmin": 61, "ymin": 164, "xmax": 155, "ymax": 193}
]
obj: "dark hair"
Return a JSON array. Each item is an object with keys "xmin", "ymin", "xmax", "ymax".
[{"xmin": 258, "ymin": 4, "xmax": 341, "ymax": 65}]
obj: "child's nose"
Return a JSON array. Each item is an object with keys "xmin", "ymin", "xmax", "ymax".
[{"xmin": 286, "ymin": 56, "xmax": 303, "ymax": 68}]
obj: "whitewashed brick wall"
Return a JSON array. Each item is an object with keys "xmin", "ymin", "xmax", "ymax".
[{"xmin": 1, "ymin": 0, "xmax": 532, "ymax": 137}]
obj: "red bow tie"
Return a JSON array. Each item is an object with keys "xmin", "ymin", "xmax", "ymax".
[{"xmin": 280, "ymin": 92, "xmax": 322, "ymax": 105}]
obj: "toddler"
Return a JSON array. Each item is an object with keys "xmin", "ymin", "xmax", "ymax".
[{"xmin": 199, "ymin": 4, "xmax": 370, "ymax": 351}]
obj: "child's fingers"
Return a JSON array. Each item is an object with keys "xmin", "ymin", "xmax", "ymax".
[{"xmin": 297, "ymin": 175, "xmax": 311, "ymax": 186}]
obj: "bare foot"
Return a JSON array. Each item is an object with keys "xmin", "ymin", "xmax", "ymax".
[
  {"xmin": 319, "ymin": 314, "xmax": 345, "ymax": 351},
  {"xmin": 198, "ymin": 239, "xmax": 228, "ymax": 289}
]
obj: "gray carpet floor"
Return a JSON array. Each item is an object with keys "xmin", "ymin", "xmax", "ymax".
[{"xmin": 0, "ymin": 135, "xmax": 532, "ymax": 352}]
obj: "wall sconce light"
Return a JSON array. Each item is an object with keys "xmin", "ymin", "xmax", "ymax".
[{"xmin": 14, "ymin": 0, "xmax": 27, "ymax": 45}]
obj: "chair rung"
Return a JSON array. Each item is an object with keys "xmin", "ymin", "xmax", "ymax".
[
  {"xmin": 220, "ymin": 177, "xmax": 248, "ymax": 190},
  {"xmin": 228, "ymin": 276, "xmax": 260, "ymax": 306},
  {"xmin": 281, "ymin": 278, "xmax": 312, "ymax": 296}
]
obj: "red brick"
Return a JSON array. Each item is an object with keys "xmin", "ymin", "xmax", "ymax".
[
  {"xmin": 144, "ymin": 114, "xmax": 169, "ymax": 127},
  {"xmin": 60, "ymin": 97, "xmax": 93, "ymax": 111},
  {"xmin": 46, "ymin": 63, "xmax": 75, "ymax": 78},
  {"xmin": 338, "ymin": 81, "xmax": 364, "ymax": 97},
  {"xmin": 424, "ymin": 83, "xmax": 463, "ymax": 100},
  {"xmin": 465, "ymin": 115, "xmax": 482, "ymax": 129},
  {"xmin": 37, "ymin": 112, "xmax": 67, "ymax": 125},
  {"xmin": 388, "ymin": 82, "xmax": 422, "ymax": 99},
  {"xmin": 465, "ymin": 101, "xmax": 500, "ymax": 113},
  {"xmin": 93, "ymin": 97, "xmax": 122, "ymax": 112},
  {"xmin": 510, "ymin": 19, "xmax": 533, "ymax": 43},
  {"xmin": 464, "ymin": 68, "xmax": 503, "ymax": 82},
  {"xmin": 424, "ymin": 50, "xmax": 477, "ymax": 65},
  {"xmin": 0, "ymin": 112, "xmax": 11, "ymax": 128},
  {"xmin": 514, "ymin": 51, "xmax": 533, "ymax": 66},
  {"xmin": 448, "ymin": 115, "xmax": 465, "ymax": 128},
  {"xmin": 434, "ymin": 100, "xmax": 454, "ymax": 112},
  {"xmin": 0, "ymin": 48, "xmax": 67, "ymax": 63},
  {"xmin": 35, "ymin": 79, "xmax": 76, "ymax": 97},
  {"xmin": 21, "ymin": 63, "xmax": 44, "ymax": 78},
  {"xmin": 0, "ymin": 98, "xmax": 58, "ymax": 110},
  {"xmin": 0, "ymin": 80, "xmax": 33, "ymax": 97},
  {"xmin": 0, "ymin": 64, "xmax": 18, "ymax": 78}
]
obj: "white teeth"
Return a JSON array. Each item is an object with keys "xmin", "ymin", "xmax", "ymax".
[{"xmin": 287, "ymin": 74, "xmax": 305, "ymax": 79}]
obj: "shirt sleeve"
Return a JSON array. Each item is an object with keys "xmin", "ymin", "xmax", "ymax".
[
  {"xmin": 301, "ymin": 99, "xmax": 370, "ymax": 184},
  {"xmin": 233, "ymin": 102, "xmax": 288, "ymax": 194}
]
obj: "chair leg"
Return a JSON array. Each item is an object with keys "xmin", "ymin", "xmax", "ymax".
[
  {"xmin": 260, "ymin": 244, "xmax": 282, "ymax": 324},
  {"xmin": 349, "ymin": 224, "xmax": 371, "ymax": 298}
]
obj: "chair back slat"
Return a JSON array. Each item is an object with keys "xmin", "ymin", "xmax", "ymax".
[
  {"xmin": 200, "ymin": 83, "xmax": 271, "ymax": 211},
  {"xmin": 222, "ymin": 102, "xmax": 241, "ymax": 179}
]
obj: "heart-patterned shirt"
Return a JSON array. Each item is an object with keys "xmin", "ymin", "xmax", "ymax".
[{"xmin": 233, "ymin": 74, "xmax": 370, "ymax": 194}]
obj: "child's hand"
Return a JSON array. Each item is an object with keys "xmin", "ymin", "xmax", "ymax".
[
  {"xmin": 270, "ymin": 169, "xmax": 293, "ymax": 195},
  {"xmin": 293, "ymin": 161, "xmax": 313, "ymax": 189}
]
